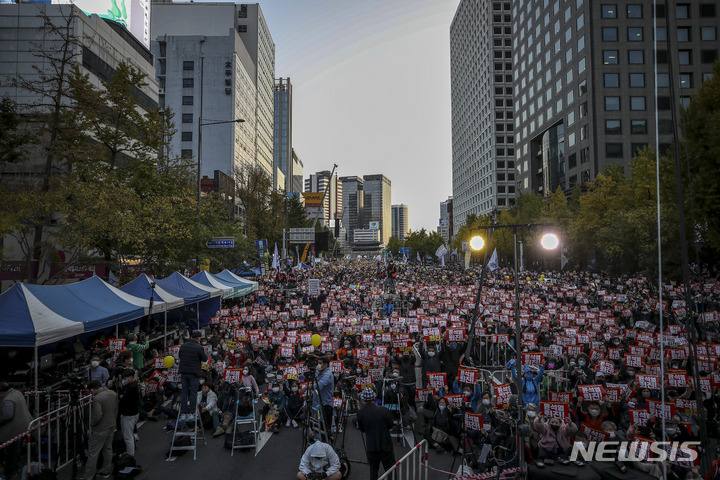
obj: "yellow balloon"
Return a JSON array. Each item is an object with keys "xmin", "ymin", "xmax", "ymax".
[
  {"xmin": 526, "ymin": 277, "xmax": 531, "ymax": 282},
  {"xmin": 163, "ymin": 355, "xmax": 175, "ymax": 368},
  {"xmin": 505, "ymin": 276, "xmax": 510, "ymax": 280},
  {"xmin": 311, "ymin": 334, "xmax": 322, "ymax": 348}
]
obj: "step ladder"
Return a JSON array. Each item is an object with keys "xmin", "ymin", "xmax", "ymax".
[
  {"xmin": 230, "ymin": 387, "xmax": 258, "ymax": 456},
  {"xmin": 167, "ymin": 405, "xmax": 206, "ymax": 461},
  {"xmin": 307, "ymin": 398, "xmax": 331, "ymax": 444},
  {"xmin": 382, "ymin": 390, "xmax": 406, "ymax": 447}
]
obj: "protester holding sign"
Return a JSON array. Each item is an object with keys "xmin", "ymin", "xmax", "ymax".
[{"xmin": 532, "ymin": 415, "xmax": 577, "ymax": 459}]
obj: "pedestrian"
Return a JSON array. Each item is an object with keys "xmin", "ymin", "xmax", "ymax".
[
  {"xmin": 125, "ymin": 333, "xmax": 149, "ymax": 370},
  {"xmin": 356, "ymin": 388, "xmax": 396, "ymax": 480},
  {"xmin": 315, "ymin": 357, "xmax": 335, "ymax": 435},
  {"xmin": 83, "ymin": 380, "xmax": 118, "ymax": 480},
  {"xmin": 0, "ymin": 382, "xmax": 32, "ymax": 479},
  {"xmin": 178, "ymin": 330, "xmax": 208, "ymax": 420},
  {"xmin": 87, "ymin": 354, "xmax": 109, "ymax": 387},
  {"xmin": 118, "ymin": 369, "xmax": 140, "ymax": 457}
]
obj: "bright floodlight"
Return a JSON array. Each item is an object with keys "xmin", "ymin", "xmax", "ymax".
[
  {"xmin": 470, "ymin": 236, "xmax": 485, "ymax": 251},
  {"xmin": 541, "ymin": 233, "xmax": 559, "ymax": 250}
]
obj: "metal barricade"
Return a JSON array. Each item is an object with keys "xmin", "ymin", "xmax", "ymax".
[
  {"xmin": 471, "ymin": 335, "xmax": 511, "ymax": 369},
  {"xmin": 24, "ymin": 393, "xmax": 93, "ymax": 473},
  {"xmin": 378, "ymin": 439, "xmax": 429, "ymax": 480}
]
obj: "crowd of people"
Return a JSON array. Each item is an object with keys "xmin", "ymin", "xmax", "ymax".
[{"xmin": 2, "ymin": 260, "xmax": 720, "ymax": 480}]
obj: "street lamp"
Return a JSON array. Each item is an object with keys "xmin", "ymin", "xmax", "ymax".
[
  {"xmin": 464, "ymin": 222, "xmax": 559, "ymax": 478},
  {"xmin": 469, "ymin": 235, "xmax": 485, "ymax": 252},
  {"xmin": 197, "ymin": 118, "xmax": 245, "ymax": 211}
]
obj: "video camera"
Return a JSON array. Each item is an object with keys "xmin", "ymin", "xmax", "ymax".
[{"xmin": 306, "ymin": 473, "xmax": 328, "ymax": 480}]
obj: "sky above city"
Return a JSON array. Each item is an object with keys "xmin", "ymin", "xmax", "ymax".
[{"xmin": 175, "ymin": 0, "xmax": 460, "ymax": 232}]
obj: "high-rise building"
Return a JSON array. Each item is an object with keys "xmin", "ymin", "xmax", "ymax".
[
  {"xmin": 340, "ymin": 176, "xmax": 364, "ymax": 246},
  {"xmin": 274, "ymin": 77, "xmax": 294, "ymax": 192},
  {"xmin": 391, "ymin": 204, "xmax": 409, "ymax": 241},
  {"xmin": 438, "ymin": 197, "xmax": 454, "ymax": 243},
  {"xmin": 151, "ymin": 2, "xmax": 275, "ymax": 186},
  {"xmin": 362, "ymin": 174, "xmax": 392, "ymax": 246},
  {"xmin": 291, "ymin": 149, "xmax": 304, "ymax": 194},
  {"xmin": 450, "ymin": 0, "xmax": 515, "ymax": 235},
  {"xmin": 305, "ymin": 170, "xmax": 342, "ymax": 228},
  {"xmin": 512, "ymin": 1, "xmax": 719, "ymax": 195}
]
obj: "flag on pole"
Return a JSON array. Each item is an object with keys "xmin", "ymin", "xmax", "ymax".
[
  {"xmin": 452, "ymin": 247, "xmax": 458, "ymax": 256},
  {"xmin": 416, "ymin": 251, "xmax": 421, "ymax": 263},
  {"xmin": 487, "ymin": 248, "xmax": 500, "ymax": 272},
  {"xmin": 108, "ymin": 270, "xmax": 119, "ymax": 287},
  {"xmin": 561, "ymin": 252, "xmax": 569, "ymax": 270},
  {"xmin": 272, "ymin": 244, "xmax": 279, "ymax": 270},
  {"xmin": 435, "ymin": 244, "xmax": 447, "ymax": 258}
]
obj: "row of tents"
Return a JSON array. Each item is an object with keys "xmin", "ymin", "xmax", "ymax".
[{"xmin": 0, "ymin": 269, "xmax": 258, "ymax": 348}]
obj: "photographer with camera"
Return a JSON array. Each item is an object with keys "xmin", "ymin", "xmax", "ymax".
[
  {"xmin": 315, "ymin": 357, "xmax": 335, "ymax": 434},
  {"xmin": 297, "ymin": 433, "xmax": 342, "ymax": 480},
  {"xmin": 83, "ymin": 380, "xmax": 117, "ymax": 480},
  {"xmin": 178, "ymin": 331, "xmax": 208, "ymax": 420}
]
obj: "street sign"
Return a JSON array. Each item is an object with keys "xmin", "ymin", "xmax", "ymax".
[
  {"xmin": 398, "ymin": 247, "xmax": 411, "ymax": 255},
  {"xmin": 207, "ymin": 238, "xmax": 234, "ymax": 248},
  {"xmin": 289, "ymin": 228, "xmax": 315, "ymax": 244}
]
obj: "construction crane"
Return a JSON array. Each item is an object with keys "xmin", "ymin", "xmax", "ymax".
[{"xmin": 301, "ymin": 163, "xmax": 338, "ymax": 264}]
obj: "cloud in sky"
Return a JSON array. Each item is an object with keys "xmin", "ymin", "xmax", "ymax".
[{"xmin": 174, "ymin": 0, "xmax": 459, "ymax": 232}]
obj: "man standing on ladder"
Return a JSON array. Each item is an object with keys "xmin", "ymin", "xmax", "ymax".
[{"xmin": 178, "ymin": 331, "xmax": 208, "ymax": 420}]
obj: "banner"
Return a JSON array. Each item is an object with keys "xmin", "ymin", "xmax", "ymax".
[
  {"xmin": 457, "ymin": 366, "xmax": 478, "ymax": 385},
  {"xmin": 629, "ymin": 407, "xmax": 652, "ymax": 425},
  {"xmin": 549, "ymin": 391, "xmax": 573, "ymax": 404},
  {"xmin": 465, "ymin": 412, "xmax": 484, "ymax": 431},
  {"xmin": 426, "ymin": 372, "xmax": 447, "ymax": 389},
  {"xmin": 223, "ymin": 368, "xmax": 243, "ymax": 383},
  {"xmin": 636, "ymin": 374, "xmax": 660, "ymax": 390},
  {"xmin": 540, "ymin": 401, "xmax": 569, "ymax": 419},
  {"xmin": 577, "ymin": 384, "xmax": 605, "ymax": 401},
  {"xmin": 522, "ymin": 352, "xmax": 544, "ymax": 367},
  {"xmin": 494, "ymin": 383, "xmax": 512, "ymax": 409},
  {"xmin": 415, "ymin": 388, "xmax": 432, "ymax": 403}
]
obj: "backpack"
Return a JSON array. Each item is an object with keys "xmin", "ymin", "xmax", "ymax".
[
  {"xmin": 113, "ymin": 452, "xmax": 141, "ymax": 479},
  {"xmin": 223, "ymin": 431, "xmax": 254, "ymax": 449}
]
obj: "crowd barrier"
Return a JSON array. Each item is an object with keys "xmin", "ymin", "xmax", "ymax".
[
  {"xmin": 379, "ymin": 439, "xmax": 429, "ymax": 480},
  {"xmin": 0, "ymin": 393, "xmax": 95, "ymax": 475},
  {"xmin": 471, "ymin": 335, "xmax": 512, "ymax": 369}
]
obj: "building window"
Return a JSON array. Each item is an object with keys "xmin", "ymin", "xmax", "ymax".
[
  {"xmin": 700, "ymin": 4, "xmax": 716, "ymax": 17},
  {"xmin": 631, "ymin": 143, "xmax": 648, "ymax": 157},
  {"xmin": 701, "ymin": 27, "xmax": 717, "ymax": 40},
  {"xmin": 703, "ymin": 73, "xmax": 714, "ymax": 82},
  {"xmin": 603, "ymin": 50, "xmax": 619, "ymax": 64},
  {"xmin": 630, "ymin": 96, "xmax": 646, "ymax": 110},
  {"xmin": 677, "ymin": 27, "xmax": 691, "ymax": 42},
  {"xmin": 657, "ymin": 96, "xmax": 672, "ymax": 110},
  {"xmin": 603, "ymin": 27, "xmax": 618, "ymax": 41},
  {"xmin": 181, "ymin": 131, "xmax": 193, "ymax": 142},
  {"xmin": 606, "ymin": 143, "xmax": 623, "ymax": 158},
  {"xmin": 701, "ymin": 50, "xmax": 718, "ymax": 63},
  {"xmin": 605, "ymin": 96, "xmax": 621, "ymax": 110},
  {"xmin": 580, "ymin": 147, "xmax": 590, "ymax": 164},
  {"xmin": 183, "ymin": 61, "xmax": 194, "ymax": 71},
  {"xmin": 628, "ymin": 27, "xmax": 643, "ymax": 41},
  {"xmin": 657, "ymin": 50, "xmax": 668, "ymax": 64},
  {"xmin": 569, "ymin": 153, "xmax": 577, "ymax": 169},
  {"xmin": 580, "ymin": 124, "xmax": 589, "ymax": 140},
  {"xmin": 182, "ymin": 96, "xmax": 193, "ymax": 105},
  {"xmin": 628, "ymin": 50, "xmax": 645, "ymax": 64},
  {"xmin": 578, "ymin": 57, "xmax": 586, "ymax": 73},
  {"xmin": 631, "ymin": 119, "xmax": 648, "ymax": 134},
  {"xmin": 679, "ymin": 73, "xmax": 692, "ymax": 89},
  {"xmin": 655, "ymin": 4, "xmax": 666, "ymax": 17},
  {"xmin": 181, "ymin": 149, "xmax": 193, "ymax": 159},
  {"xmin": 182, "ymin": 113, "xmax": 193, "ymax": 123},
  {"xmin": 678, "ymin": 50, "xmax": 692, "ymax": 65},
  {"xmin": 658, "ymin": 119, "xmax": 674, "ymax": 134},
  {"xmin": 629, "ymin": 73, "xmax": 645, "ymax": 87},
  {"xmin": 627, "ymin": 4, "xmax": 642, "ymax": 18},
  {"xmin": 604, "ymin": 73, "xmax": 620, "ymax": 87},
  {"xmin": 580, "ymin": 102, "xmax": 588, "ymax": 117},
  {"xmin": 238, "ymin": 25, "xmax": 248, "ymax": 33},
  {"xmin": 602, "ymin": 4, "xmax": 617, "ymax": 18},
  {"xmin": 676, "ymin": 4, "xmax": 689, "ymax": 19},
  {"xmin": 657, "ymin": 73, "xmax": 669, "ymax": 87},
  {"xmin": 183, "ymin": 78, "xmax": 194, "ymax": 88},
  {"xmin": 606, "ymin": 119, "xmax": 622, "ymax": 134},
  {"xmin": 656, "ymin": 27, "xmax": 667, "ymax": 41}
]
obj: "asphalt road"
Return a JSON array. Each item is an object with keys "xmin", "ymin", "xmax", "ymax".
[{"xmin": 133, "ymin": 413, "xmax": 461, "ymax": 480}]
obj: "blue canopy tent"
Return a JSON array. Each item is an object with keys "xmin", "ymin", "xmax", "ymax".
[
  {"xmin": 120, "ymin": 274, "xmax": 185, "ymax": 349},
  {"xmin": 191, "ymin": 271, "xmax": 248, "ymax": 299},
  {"xmin": 232, "ymin": 267, "xmax": 261, "ymax": 278},
  {"xmin": 0, "ymin": 275, "xmax": 160, "ymax": 391},
  {"xmin": 157, "ymin": 272, "xmax": 223, "ymax": 328},
  {"xmin": 214, "ymin": 270, "xmax": 259, "ymax": 296}
]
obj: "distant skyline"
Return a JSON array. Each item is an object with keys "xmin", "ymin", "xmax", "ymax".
[{"xmin": 173, "ymin": 0, "xmax": 459, "ymax": 232}]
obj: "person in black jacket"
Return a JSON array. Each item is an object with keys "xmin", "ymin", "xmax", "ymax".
[
  {"xmin": 178, "ymin": 331, "xmax": 208, "ymax": 420},
  {"xmin": 118, "ymin": 369, "xmax": 141, "ymax": 457},
  {"xmin": 356, "ymin": 388, "xmax": 395, "ymax": 480}
]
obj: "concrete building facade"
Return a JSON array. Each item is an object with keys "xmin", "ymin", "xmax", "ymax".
[
  {"xmin": 151, "ymin": 2, "xmax": 274, "ymax": 187},
  {"xmin": 512, "ymin": 0, "xmax": 719, "ymax": 194},
  {"xmin": 274, "ymin": 77, "xmax": 294, "ymax": 192},
  {"xmin": 340, "ymin": 176, "xmax": 364, "ymax": 247},
  {"xmin": 305, "ymin": 170, "xmax": 342, "ymax": 229},
  {"xmin": 450, "ymin": 0, "xmax": 516, "ymax": 235}
]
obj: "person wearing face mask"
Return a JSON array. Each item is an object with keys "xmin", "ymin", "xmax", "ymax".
[
  {"xmin": 601, "ymin": 420, "xmax": 627, "ymax": 441},
  {"xmin": 118, "ymin": 369, "xmax": 141, "ymax": 457},
  {"xmin": 197, "ymin": 384, "xmax": 223, "ymax": 437},
  {"xmin": 420, "ymin": 343, "xmax": 441, "ymax": 387},
  {"xmin": 394, "ymin": 345, "xmax": 420, "ymax": 406},
  {"xmin": 576, "ymin": 399, "xmax": 615, "ymax": 431},
  {"xmin": 440, "ymin": 339, "xmax": 463, "ymax": 386},
  {"xmin": 569, "ymin": 354, "xmax": 594, "ymax": 388},
  {"xmin": 263, "ymin": 380, "xmax": 288, "ymax": 433},
  {"xmin": 240, "ymin": 364, "xmax": 260, "ymax": 395},
  {"xmin": 285, "ymin": 380, "xmax": 304, "ymax": 428},
  {"xmin": 315, "ymin": 357, "xmax": 335, "ymax": 435},
  {"xmin": 87, "ymin": 354, "xmax": 109, "ymax": 387},
  {"xmin": 533, "ymin": 415, "xmax": 578, "ymax": 459},
  {"xmin": 511, "ymin": 365, "xmax": 545, "ymax": 408}
]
